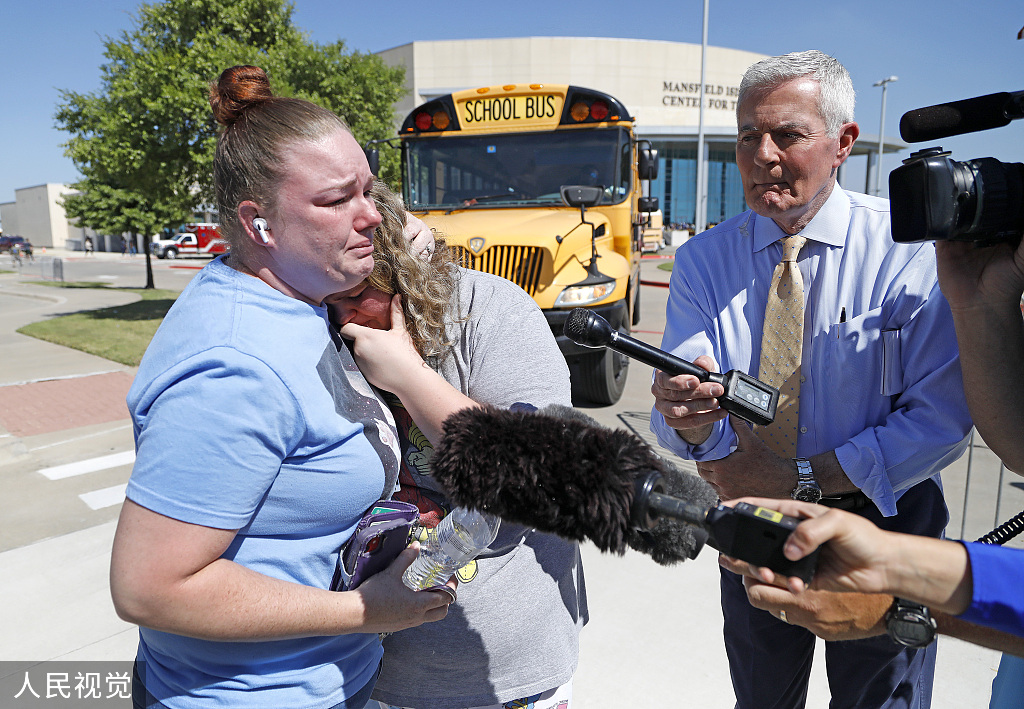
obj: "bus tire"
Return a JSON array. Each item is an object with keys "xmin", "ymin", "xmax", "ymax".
[{"xmin": 570, "ymin": 324, "xmax": 630, "ymax": 406}]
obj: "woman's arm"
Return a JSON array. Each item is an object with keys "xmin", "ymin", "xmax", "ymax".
[
  {"xmin": 110, "ymin": 499, "xmax": 453, "ymax": 640},
  {"xmin": 340, "ymin": 295, "xmax": 478, "ymax": 446}
]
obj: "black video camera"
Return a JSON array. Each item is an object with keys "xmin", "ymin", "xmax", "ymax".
[{"xmin": 889, "ymin": 90, "xmax": 1024, "ymax": 245}]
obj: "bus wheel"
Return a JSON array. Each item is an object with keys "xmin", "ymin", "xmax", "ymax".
[{"xmin": 571, "ymin": 327, "xmax": 630, "ymax": 406}]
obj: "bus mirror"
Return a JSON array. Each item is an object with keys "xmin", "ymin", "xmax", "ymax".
[
  {"xmin": 365, "ymin": 148, "xmax": 380, "ymax": 176},
  {"xmin": 560, "ymin": 185, "xmax": 604, "ymax": 209},
  {"xmin": 639, "ymin": 148, "xmax": 659, "ymax": 180},
  {"xmin": 639, "ymin": 196, "xmax": 659, "ymax": 213}
]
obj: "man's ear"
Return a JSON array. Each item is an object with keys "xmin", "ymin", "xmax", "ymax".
[{"xmin": 834, "ymin": 122, "xmax": 860, "ymax": 168}]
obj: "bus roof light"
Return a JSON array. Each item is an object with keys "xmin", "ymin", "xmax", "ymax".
[
  {"xmin": 570, "ymin": 101, "xmax": 590, "ymax": 122},
  {"xmin": 590, "ymin": 100, "xmax": 609, "ymax": 121},
  {"xmin": 432, "ymin": 111, "xmax": 451, "ymax": 130},
  {"xmin": 414, "ymin": 111, "xmax": 433, "ymax": 131}
]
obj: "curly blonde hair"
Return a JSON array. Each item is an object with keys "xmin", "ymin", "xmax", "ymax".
[{"xmin": 368, "ymin": 181, "xmax": 461, "ymax": 363}]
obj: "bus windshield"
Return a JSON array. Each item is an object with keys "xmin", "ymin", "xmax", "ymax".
[{"xmin": 404, "ymin": 127, "xmax": 631, "ymax": 210}]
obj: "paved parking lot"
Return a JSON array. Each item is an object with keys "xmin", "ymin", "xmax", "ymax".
[{"xmin": 0, "ymin": 247, "xmax": 1009, "ymax": 706}]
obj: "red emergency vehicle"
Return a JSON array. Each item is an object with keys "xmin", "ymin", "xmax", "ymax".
[{"xmin": 150, "ymin": 223, "xmax": 229, "ymax": 259}]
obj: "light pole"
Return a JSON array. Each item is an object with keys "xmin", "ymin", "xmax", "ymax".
[
  {"xmin": 873, "ymin": 76, "xmax": 898, "ymax": 196},
  {"xmin": 695, "ymin": 0, "xmax": 710, "ymax": 234}
]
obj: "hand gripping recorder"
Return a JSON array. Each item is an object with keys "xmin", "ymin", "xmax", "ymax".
[{"xmin": 633, "ymin": 471, "xmax": 819, "ymax": 584}]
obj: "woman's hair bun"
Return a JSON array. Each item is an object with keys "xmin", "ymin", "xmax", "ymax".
[{"xmin": 210, "ymin": 65, "xmax": 274, "ymax": 126}]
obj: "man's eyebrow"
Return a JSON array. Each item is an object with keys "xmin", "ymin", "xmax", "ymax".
[{"xmin": 739, "ymin": 121, "xmax": 812, "ymax": 133}]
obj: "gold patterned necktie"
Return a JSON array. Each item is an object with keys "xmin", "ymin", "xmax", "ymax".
[{"xmin": 757, "ymin": 235, "xmax": 807, "ymax": 458}]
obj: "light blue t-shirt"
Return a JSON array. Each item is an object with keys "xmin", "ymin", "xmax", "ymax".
[
  {"xmin": 126, "ymin": 257, "xmax": 401, "ymax": 708},
  {"xmin": 651, "ymin": 187, "xmax": 972, "ymax": 516}
]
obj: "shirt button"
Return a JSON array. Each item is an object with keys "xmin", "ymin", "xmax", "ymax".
[
  {"xmin": 800, "ymin": 426, "xmax": 808, "ymax": 434},
  {"xmin": 800, "ymin": 376, "xmax": 806, "ymax": 383}
]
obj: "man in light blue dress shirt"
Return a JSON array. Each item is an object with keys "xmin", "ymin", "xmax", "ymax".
[{"xmin": 650, "ymin": 50, "xmax": 972, "ymax": 708}]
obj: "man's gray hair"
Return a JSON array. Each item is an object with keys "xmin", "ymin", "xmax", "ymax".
[{"xmin": 737, "ymin": 50, "xmax": 856, "ymax": 136}]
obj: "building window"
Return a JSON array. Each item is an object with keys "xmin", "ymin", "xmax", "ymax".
[{"xmin": 648, "ymin": 143, "xmax": 744, "ymax": 230}]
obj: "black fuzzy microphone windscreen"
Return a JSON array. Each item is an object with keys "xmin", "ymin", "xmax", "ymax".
[{"xmin": 431, "ymin": 403, "xmax": 717, "ymax": 564}]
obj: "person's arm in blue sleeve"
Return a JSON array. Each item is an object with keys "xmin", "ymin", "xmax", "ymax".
[
  {"xmin": 836, "ymin": 278, "xmax": 973, "ymax": 516},
  {"xmin": 650, "ymin": 248, "xmax": 732, "ymax": 461},
  {"xmin": 958, "ymin": 542, "xmax": 1024, "ymax": 639}
]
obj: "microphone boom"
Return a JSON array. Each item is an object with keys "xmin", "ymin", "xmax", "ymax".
[
  {"xmin": 433, "ymin": 404, "xmax": 818, "ymax": 582},
  {"xmin": 900, "ymin": 91, "xmax": 1024, "ymax": 143}
]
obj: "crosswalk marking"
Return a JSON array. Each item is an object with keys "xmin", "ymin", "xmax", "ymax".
[
  {"xmin": 79, "ymin": 484, "xmax": 128, "ymax": 510},
  {"xmin": 38, "ymin": 450, "xmax": 135, "ymax": 480}
]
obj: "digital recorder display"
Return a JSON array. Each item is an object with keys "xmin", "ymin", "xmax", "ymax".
[{"xmin": 733, "ymin": 378, "xmax": 774, "ymax": 413}]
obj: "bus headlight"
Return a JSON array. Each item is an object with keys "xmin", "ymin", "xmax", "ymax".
[{"xmin": 554, "ymin": 281, "xmax": 617, "ymax": 307}]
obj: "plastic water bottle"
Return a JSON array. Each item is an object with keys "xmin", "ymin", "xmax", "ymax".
[{"xmin": 402, "ymin": 507, "xmax": 501, "ymax": 590}]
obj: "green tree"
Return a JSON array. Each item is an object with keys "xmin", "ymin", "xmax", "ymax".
[{"xmin": 56, "ymin": 0, "xmax": 406, "ymax": 287}]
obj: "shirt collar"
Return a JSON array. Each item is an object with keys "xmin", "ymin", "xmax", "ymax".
[{"xmin": 752, "ymin": 185, "xmax": 851, "ymax": 252}]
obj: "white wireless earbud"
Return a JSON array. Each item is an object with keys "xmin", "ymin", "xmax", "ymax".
[{"xmin": 252, "ymin": 217, "xmax": 270, "ymax": 244}]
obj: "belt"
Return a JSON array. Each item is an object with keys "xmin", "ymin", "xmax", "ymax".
[{"xmin": 819, "ymin": 491, "xmax": 872, "ymax": 511}]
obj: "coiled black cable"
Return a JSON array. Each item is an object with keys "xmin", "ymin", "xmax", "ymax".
[{"xmin": 976, "ymin": 508, "xmax": 1024, "ymax": 546}]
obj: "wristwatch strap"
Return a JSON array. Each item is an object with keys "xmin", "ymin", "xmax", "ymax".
[
  {"xmin": 885, "ymin": 597, "xmax": 936, "ymax": 648},
  {"xmin": 791, "ymin": 458, "xmax": 822, "ymax": 502}
]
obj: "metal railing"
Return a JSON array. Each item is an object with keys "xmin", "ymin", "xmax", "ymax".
[{"xmin": 959, "ymin": 429, "xmax": 1019, "ymax": 541}]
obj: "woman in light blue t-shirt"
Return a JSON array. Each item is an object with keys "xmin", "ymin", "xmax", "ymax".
[{"xmin": 111, "ymin": 65, "xmax": 454, "ymax": 709}]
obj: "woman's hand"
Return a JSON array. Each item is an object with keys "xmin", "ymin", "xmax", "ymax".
[
  {"xmin": 110, "ymin": 499, "xmax": 452, "ymax": 641},
  {"xmin": 340, "ymin": 294, "xmax": 478, "ymax": 445},
  {"xmin": 405, "ymin": 213, "xmax": 435, "ymax": 261},
  {"xmin": 340, "ymin": 295, "xmax": 428, "ymax": 393},
  {"xmin": 352, "ymin": 543, "xmax": 456, "ymax": 633}
]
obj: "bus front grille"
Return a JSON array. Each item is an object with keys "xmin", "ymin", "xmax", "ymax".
[{"xmin": 451, "ymin": 245, "xmax": 545, "ymax": 296}]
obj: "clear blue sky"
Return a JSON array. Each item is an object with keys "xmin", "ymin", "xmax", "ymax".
[{"xmin": 2, "ymin": 0, "xmax": 1022, "ymax": 208}]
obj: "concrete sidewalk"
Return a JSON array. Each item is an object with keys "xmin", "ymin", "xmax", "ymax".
[
  {"xmin": 0, "ymin": 266, "xmax": 144, "ymax": 668},
  {"xmin": 0, "ymin": 251, "xmax": 1004, "ymax": 706}
]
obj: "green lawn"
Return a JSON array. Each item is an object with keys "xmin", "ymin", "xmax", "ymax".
[{"xmin": 17, "ymin": 283, "xmax": 178, "ymax": 366}]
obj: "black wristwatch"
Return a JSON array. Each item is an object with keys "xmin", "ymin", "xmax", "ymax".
[
  {"xmin": 885, "ymin": 597, "xmax": 936, "ymax": 648},
  {"xmin": 791, "ymin": 458, "xmax": 822, "ymax": 503}
]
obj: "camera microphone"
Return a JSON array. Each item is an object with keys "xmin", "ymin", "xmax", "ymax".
[
  {"xmin": 563, "ymin": 308, "xmax": 779, "ymax": 426},
  {"xmin": 900, "ymin": 90, "xmax": 1024, "ymax": 143},
  {"xmin": 431, "ymin": 404, "xmax": 818, "ymax": 582}
]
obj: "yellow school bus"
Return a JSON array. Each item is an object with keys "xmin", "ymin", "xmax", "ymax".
[{"xmin": 370, "ymin": 84, "xmax": 658, "ymax": 404}]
